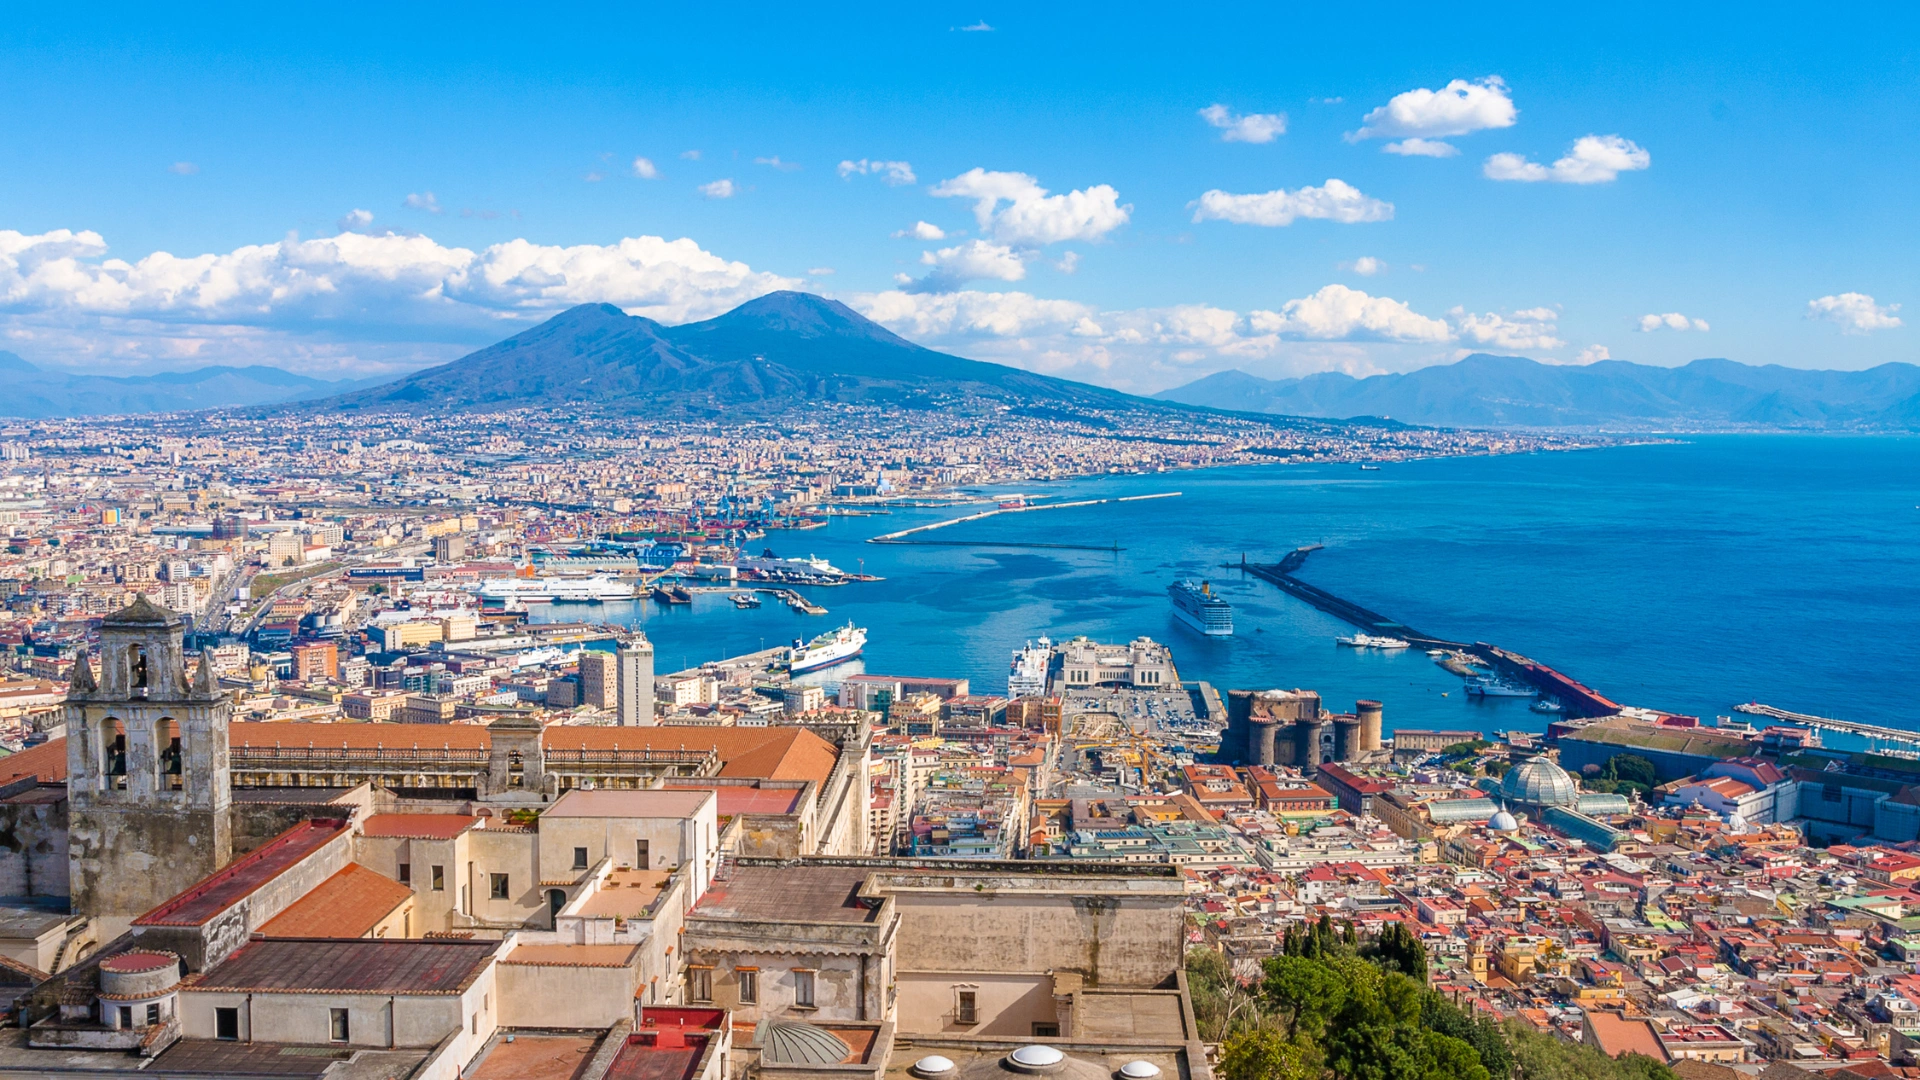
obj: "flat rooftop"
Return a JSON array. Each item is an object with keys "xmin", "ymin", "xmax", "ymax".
[
  {"xmin": 148, "ymin": 1038, "xmax": 428, "ymax": 1078},
  {"xmin": 467, "ymin": 1032, "xmax": 606, "ymax": 1080},
  {"xmin": 691, "ymin": 865, "xmax": 879, "ymax": 924},
  {"xmin": 575, "ymin": 869, "xmax": 674, "ymax": 919},
  {"xmin": 546, "ymin": 789, "xmax": 713, "ymax": 819},
  {"xmin": 1069, "ymin": 989, "xmax": 1192, "ymax": 1042},
  {"xmin": 134, "ymin": 819, "xmax": 347, "ymax": 928},
  {"xmin": 603, "ymin": 1033, "xmax": 711, "ymax": 1080},
  {"xmin": 231, "ymin": 787, "xmax": 361, "ymax": 805},
  {"xmin": 503, "ymin": 944, "xmax": 641, "ymax": 968},
  {"xmin": 191, "ymin": 938, "xmax": 498, "ymax": 995}
]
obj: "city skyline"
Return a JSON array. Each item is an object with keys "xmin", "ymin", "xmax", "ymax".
[{"xmin": 3, "ymin": 4, "xmax": 1917, "ymax": 390}]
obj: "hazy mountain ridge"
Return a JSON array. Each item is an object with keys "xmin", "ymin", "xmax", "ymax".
[
  {"xmin": 1155, "ymin": 354, "xmax": 1920, "ymax": 430},
  {"xmin": 0, "ymin": 352, "xmax": 376, "ymax": 419}
]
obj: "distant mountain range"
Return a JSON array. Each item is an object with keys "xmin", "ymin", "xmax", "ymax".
[
  {"xmin": 1156, "ymin": 354, "xmax": 1920, "ymax": 430},
  {"xmin": 0, "ymin": 352, "xmax": 376, "ymax": 419},
  {"xmin": 302, "ymin": 292, "xmax": 1151, "ymax": 417}
]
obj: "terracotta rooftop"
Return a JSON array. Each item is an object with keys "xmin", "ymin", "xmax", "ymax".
[
  {"xmin": 191, "ymin": 938, "xmax": 499, "ymax": 995},
  {"xmin": 1585, "ymin": 1009, "xmax": 1668, "ymax": 1061},
  {"xmin": 360, "ymin": 813, "xmax": 481, "ymax": 840},
  {"xmin": 257, "ymin": 864, "xmax": 412, "ymax": 939},
  {"xmin": 547, "ymin": 789, "xmax": 714, "ymax": 819},
  {"xmin": 603, "ymin": 1033, "xmax": 710, "ymax": 1080},
  {"xmin": 468, "ymin": 1032, "xmax": 606, "ymax": 1080},
  {"xmin": 502, "ymin": 943, "xmax": 641, "ymax": 968},
  {"xmin": 575, "ymin": 869, "xmax": 674, "ymax": 919},
  {"xmin": 691, "ymin": 864, "xmax": 879, "ymax": 924},
  {"xmin": 231, "ymin": 722, "xmax": 489, "ymax": 751},
  {"xmin": 135, "ymin": 819, "xmax": 349, "ymax": 928},
  {"xmin": 664, "ymin": 780, "xmax": 805, "ymax": 816},
  {"xmin": 0, "ymin": 739, "xmax": 67, "ymax": 784}
]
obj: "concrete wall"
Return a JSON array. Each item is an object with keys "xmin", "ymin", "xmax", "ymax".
[
  {"xmin": 0, "ymin": 787, "xmax": 68, "ymax": 898},
  {"xmin": 462, "ymin": 827, "xmax": 540, "ymax": 931},
  {"xmin": 894, "ymin": 972, "xmax": 1057, "ymax": 1037},
  {"xmin": 355, "ymin": 831, "xmax": 470, "ymax": 934},
  {"xmin": 231, "ymin": 794, "xmax": 362, "ymax": 856},
  {"xmin": 179, "ymin": 965, "xmax": 496, "ymax": 1059},
  {"xmin": 496, "ymin": 957, "xmax": 638, "ymax": 1027},
  {"xmin": 538, "ymin": 799, "xmax": 716, "ymax": 889},
  {"xmin": 705, "ymin": 950, "xmax": 871, "ymax": 1023}
]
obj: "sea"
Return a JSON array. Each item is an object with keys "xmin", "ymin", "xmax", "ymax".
[{"xmin": 535, "ymin": 435, "xmax": 1920, "ymax": 742}]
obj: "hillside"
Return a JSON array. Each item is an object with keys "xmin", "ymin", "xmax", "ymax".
[
  {"xmin": 307, "ymin": 292, "xmax": 1149, "ymax": 416},
  {"xmin": 0, "ymin": 352, "xmax": 372, "ymax": 419},
  {"xmin": 1156, "ymin": 354, "xmax": 1920, "ymax": 430}
]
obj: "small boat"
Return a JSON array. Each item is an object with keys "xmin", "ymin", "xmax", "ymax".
[
  {"xmin": 730, "ymin": 592, "xmax": 762, "ymax": 608},
  {"xmin": 1358, "ymin": 465, "xmax": 1380, "ymax": 471},
  {"xmin": 1530, "ymin": 697, "xmax": 1565, "ymax": 714},
  {"xmin": 1337, "ymin": 634, "xmax": 1411, "ymax": 649},
  {"xmin": 1464, "ymin": 677, "xmax": 1534, "ymax": 698}
]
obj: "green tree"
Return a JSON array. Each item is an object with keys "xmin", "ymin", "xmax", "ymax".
[
  {"xmin": 1187, "ymin": 947, "xmax": 1265, "ymax": 1040},
  {"xmin": 1262, "ymin": 955, "xmax": 1348, "ymax": 1040},
  {"xmin": 1605, "ymin": 754, "xmax": 1657, "ymax": 788},
  {"xmin": 1364, "ymin": 923, "xmax": 1429, "ymax": 983},
  {"xmin": 1218, "ymin": 1029, "xmax": 1315, "ymax": 1080}
]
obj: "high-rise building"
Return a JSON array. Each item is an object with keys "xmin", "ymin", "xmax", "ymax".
[
  {"xmin": 616, "ymin": 635, "xmax": 654, "ymax": 726},
  {"xmin": 578, "ymin": 650, "xmax": 617, "ymax": 709}
]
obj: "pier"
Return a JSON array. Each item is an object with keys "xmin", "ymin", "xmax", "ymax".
[
  {"xmin": 1735, "ymin": 702, "xmax": 1920, "ymax": 750},
  {"xmin": 867, "ymin": 491, "xmax": 1180, "ymax": 549}
]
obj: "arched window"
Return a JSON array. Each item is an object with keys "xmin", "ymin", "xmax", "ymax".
[
  {"xmin": 156, "ymin": 717, "xmax": 182, "ymax": 791},
  {"xmin": 130, "ymin": 646, "xmax": 149, "ymax": 696},
  {"xmin": 100, "ymin": 717, "xmax": 127, "ymax": 789}
]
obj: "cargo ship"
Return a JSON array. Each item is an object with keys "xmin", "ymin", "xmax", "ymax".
[
  {"xmin": 1168, "ymin": 580, "xmax": 1233, "ymax": 636},
  {"xmin": 790, "ymin": 622, "xmax": 866, "ymax": 674},
  {"xmin": 476, "ymin": 575, "xmax": 634, "ymax": 603}
]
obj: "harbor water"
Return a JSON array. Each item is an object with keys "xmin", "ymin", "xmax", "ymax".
[{"xmin": 537, "ymin": 435, "xmax": 1920, "ymax": 740}]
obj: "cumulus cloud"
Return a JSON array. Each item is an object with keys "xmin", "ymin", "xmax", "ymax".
[
  {"xmin": 1637, "ymin": 312, "xmax": 1708, "ymax": 332},
  {"xmin": 958, "ymin": 20, "xmax": 993, "ymax": 31},
  {"xmin": 1451, "ymin": 306, "xmax": 1565, "ymax": 350},
  {"xmin": 698, "ymin": 179, "xmax": 737, "ymax": 199},
  {"xmin": 806, "ymin": 267, "xmax": 834, "ymax": 276},
  {"xmin": 1249, "ymin": 285, "xmax": 1451, "ymax": 343},
  {"xmin": 1053, "ymin": 251, "xmax": 1080, "ymax": 274},
  {"xmin": 1382, "ymin": 138, "xmax": 1459, "ymax": 158},
  {"xmin": 893, "ymin": 221, "xmax": 948, "ymax": 241},
  {"xmin": 169, "ymin": 162, "xmax": 200, "ymax": 176},
  {"xmin": 1576, "ymin": 345, "xmax": 1611, "ymax": 363},
  {"xmin": 403, "ymin": 192, "xmax": 442, "ymax": 213},
  {"xmin": 754, "ymin": 156, "xmax": 801, "ymax": 172},
  {"xmin": 904, "ymin": 240, "xmax": 1030, "ymax": 293},
  {"xmin": 1354, "ymin": 77, "xmax": 1516, "ymax": 142},
  {"xmin": 1198, "ymin": 104, "xmax": 1287, "ymax": 144},
  {"xmin": 1341, "ymin": 256, "xmax": 1384, "ymax": 276},
  {"xmin": 632, "ymin": 157, "xmax": 659, "ymax": 179},
  {"xmin": 929, "ymin": 169, "xmax": 1130, "ymax": 245},
  {"xmin": 0, "ymin": 227, "xmax": 799, "ymax": 338},
  {"xmin": 1191, "ymin": 179, "xmax": 1393, "ymax": 227},
  {"xmin": 336, "ymin": 209, "xmax": 374, "ymax": 234},
  {"xmin": 1485, "ymin": 135, "xmax": 1650, "ymax": 184},
  {"xmin": 838, "ymin": 159, "xmax": 916, "ymax": 185},
  {"xmin": 1808, "ymin": 292, "xmax": 1902, "ymax": 334}
]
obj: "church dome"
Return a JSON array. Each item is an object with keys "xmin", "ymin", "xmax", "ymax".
[
  {"xmin": 1488, "ymin": 810, "xmax": 1519, "ymax": 832},
  {"xmin": 1498, "ymin": 757, "xmax": 1577, "ymax": 808},
  {"xmin": 756, "ymin": 1020, "xmax": 851, "ymax": 1066}
]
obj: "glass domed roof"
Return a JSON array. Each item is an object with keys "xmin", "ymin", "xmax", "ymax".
[{"xmin": 1498, "ymin": 757, "xmax": 1577, "ymax": 808}]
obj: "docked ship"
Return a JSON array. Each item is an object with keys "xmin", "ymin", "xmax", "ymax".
[
  {"xmin": 1336, "ymin": 633, "xmax": 1410, "ymax": 649},
  {"xmin": 790, "ymin": 622, "xmax": 866, "ymax": 674},
  {"xmin": 1464, "ymin": 676, "xmax": 1535, "ymax": 698},
  {"xmin": 476, "ymin": 575, "xmax": 634, "ymax": 603},
  {"xmin": 1007, "ymin": 637, "xmax": 1054, "ymax": 697},
  {"xmin": 1168, "ymin": 580, "xmax": 1233, "ymax": 636}
]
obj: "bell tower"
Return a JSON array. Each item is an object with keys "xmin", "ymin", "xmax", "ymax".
[{"xmin": 65, "ymin": 595, "xmax": 232, "ymax": 934}]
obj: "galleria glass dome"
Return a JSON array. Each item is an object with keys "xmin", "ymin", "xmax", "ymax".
[{"xmin": 1498, "ymin": 756, "xmax": 1578, "ymax": 809}]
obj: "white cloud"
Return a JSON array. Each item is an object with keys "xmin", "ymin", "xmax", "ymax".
[
  {"xmin": 958, "ymin": 20, "xmax": 992, "ymax": 31},
  {"xmin": 1249, "ymin": 285, "xmax": 1451, "ymax": 343},
  {"xmin": 631, "ymin": 157, "xmax": 659, "ymax": 179},
  {"xmin": 1354, "ymin": 77, "xmax": 1516, "ymax": 141},
  {"xmin": 0, "ymin": 227, "xmax": 799, "ymax": 336},
  {"xmin": 754, "ymin": 156, "xmax": 800, "ymax": 172},
  {"xmin": 1382, "ymin": 138, "xmax": 1459, "ymax": 158},
  {"xmin": 1807, "ymin": 292, "xmax": 1902, "ymax": 334},
  {"xmin": 336, "ymin": 209, "xmax": 374, "ymax": 234},
  {"xmin": 1053, "ymin": 251, "xmax": 1080, "ymax": 274},
  {"xmin": 1191, "ymin": 179, "xmax": 1393, "ymax": 227},
  {"xmin": 853, "ymin": 289, "xmax": 1096, "ymax": 339},
  {"xmin": 1451, "ymin": 306, "xmax": 1565, "ymax": 350},
  {"xmin": 698, "ymin": 179, "xmax": 737, "ymax": 199},
  {"xmin": 1485, "ymin": 135, "xmax": 1650, "ymax": 184},
  {"xmin": 893, "ymin": 221, "xmax": 948, "ymax": 241},
  {"xmin": 403, "ymin": 192, "xmax": 442, "ymax": 214},
  {"xmin": 905, "ymin": 240, "xmax": 1030, "ymax": 293},
  {"xmin": 680, "ymin": 150, "xmax": 701, "ymax": 161},
  {"xmin": 584, "ymin": 171, "xmax": 605, "ymax": 183},
  {"xmin": 169, "ymin": 162, "xmax": 200, "ymax": 176},
  {"xmin": 1198, "ymin": 104, "xmax": 1287, "ymax": 144},
  {"xmin": 1576, "ymin": 345, "xmax": 1611, "ymax": 363},
  {"xmin": 929, "ymin": 169, "xmax": 1130, "ymax": 245},
  {"xmin": 1636, "ymin": 312, "xmax": 1709, "ymax": 332},
  {"xmin": 806, "ymin": 267, "xmax": 834, "ymax": 276},
  {"xmin": 838, "ymin": 159, "xmax": 916, "ymax": 185},
  {"xmin": 1341, "ymin": 256, "xmax": 1384, "ymax": 276}
]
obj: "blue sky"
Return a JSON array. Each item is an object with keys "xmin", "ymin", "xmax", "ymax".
[{"xmin": 2, "ymin": 3, "xmax": 1916, "ymax": 391}]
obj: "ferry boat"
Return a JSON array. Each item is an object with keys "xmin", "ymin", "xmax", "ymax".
[
  {"xmin": 1336, "ymin": 633, "xmax": 1410, "ymax": 649},
  {"xmin": 1007, "ymin": 637, "xmax": 1054, "ymax": 697},
  {"xmin": 476, "ymin": 575, "xmax": 634, "ymax": 603},
  {"xmin": 1464, "ymin": 677, "xmax": 1535, "ymax": 698},
  {"xmin": 1168, "ymin": 580, "xmax": 1233, "ymax": 636},
  {"xmin": 730, "ymin": 592, "xmax": 763, "ymax": 608},
  {"xmin": 790, "ymin": 622, "xmax": 866, "ymax": 673}
]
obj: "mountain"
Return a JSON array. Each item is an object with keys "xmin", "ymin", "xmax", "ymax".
[
  {"xmin": 1156, "ymin": 354, "xmax": 1920, "ymax": 430},
  {"xmin": 306, "ymin": 292, "xmax": 1148, "ymax": 416},
  {"xmin": 0, "ymin": 352, "xmax": 377, "ymax": 419}
]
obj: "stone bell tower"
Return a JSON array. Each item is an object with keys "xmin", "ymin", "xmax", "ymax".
[{"xmin": 64, "ymin": 595, "xmax": 232, "ymax": 934}]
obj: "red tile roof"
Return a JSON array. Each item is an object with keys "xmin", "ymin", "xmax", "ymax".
[
  {"xmin": 0, "ymin": 739, "xmax": 67, "ymax": 784},
  {"xmin": 257, "ymin": 864, "xmax": 412, "ymax": 939},
  {"xmin": 135, "ymin": 819, "xmax": 349, "ymax": 928},
  {"xmin": 190, "ymin": 938, "xmax": 498, "ymax": 994}
]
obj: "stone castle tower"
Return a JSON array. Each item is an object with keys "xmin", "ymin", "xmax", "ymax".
[{"xmin": 64, "ymin": 596, "xmax": 232, "ymax": 932}]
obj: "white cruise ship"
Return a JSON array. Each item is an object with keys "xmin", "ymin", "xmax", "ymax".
[
  {"xmin": 476, "ymin": 574, "xmax": 635, "ymax": 603},
  {"xmin": 790, "ymin": 622, "xmax": 866, "ymax": 674},
  {"xmin": 1007, "ymin": 637, "xmax": 1054, "ymax": 698},
  {"xmin": 1168, "ymin": 580, "xmax": 1233, "ymax": 636},
  {"xmin": 1336, "ymin": 633, "xmax": 1410, "ymax": 649}
]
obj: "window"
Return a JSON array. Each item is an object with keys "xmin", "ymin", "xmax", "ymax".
[
  {"xmin": 490, "ymin": 873, "xmax": 510, "ymax": 900},
  {"xmin": 215, "ymin": 1007, "xmax": 239, "ymax": 1040},
  {"xmin": 146, "ymin": 1003, "xmax": 160, "ymax": 1026},
  {"xmin": 689, "ymin": 967, "xmax": 713, "ymax": 1003},
  {"xmin": 737, "ymin": 968, "xmax": 758, "ymax": 1004},
  {"xmin": 957, "ymin": 990, "xmax": 978, "ymax": 1025},
  {"xmin": 573, "ymin": 847, "xmax": 589, "ymax": 870},
  {"xmin": 1033, "ymin": 1023, "xmax": 1059, "ymax": 1037},
  {"xmin": 397, "ymin": 862, "xmax": 411, "ymax": 884},
  {"xmin": 117, "ymin": 1005, "xmax": 132, "ymax": 1028},
  {"xmin": 636, "ymin": 839, "xmax": 650, "ymax": 868},
  {"xmin": 793, "ymin": 969, "xmax": 815, "ymax": 1009},
  {"xmin": 330, "ymin": 1008, "xmax": 350, "ymax": 1043},
  {"xmin": 431, "ymin": 865, "xmax": 445, "ymax": 891}
]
